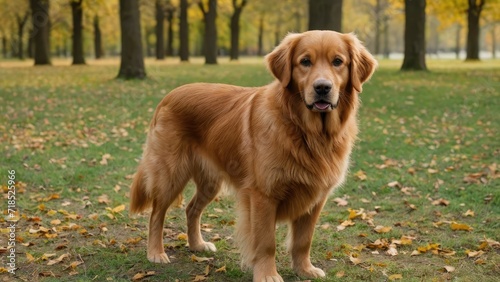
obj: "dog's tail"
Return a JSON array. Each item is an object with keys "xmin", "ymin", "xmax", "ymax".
[{"xmin": 129, "ymin": 164, "xmax": 151, "ymax": 214}]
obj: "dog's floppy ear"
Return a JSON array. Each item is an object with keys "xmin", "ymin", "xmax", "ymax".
[
  {"xmin": 265, "ymin": 33, "xmax": 302, "ymax": 88},
  {"xmin": 344, "ymin": 33, "xmax": 378, "ymax": 93}
]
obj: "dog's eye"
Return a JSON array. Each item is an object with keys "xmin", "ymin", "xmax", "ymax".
[
  {"xmin": 332, "ymin": 58, "xmax": 343, "ymax": 67},
  {"xmin": 300, "ymin": 58, "xmax": 312, "ymax": 67}
]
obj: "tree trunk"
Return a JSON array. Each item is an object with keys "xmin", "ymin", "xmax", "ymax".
[
  {"xmin": 27, "ymin": 29, "xmax": 34, "ymax": 58},
  {"xmin": 94, "ymin": 15, "xmax": 104, "ymax": 59},
  {"xmin": 199, "ymin": 0, "xmax": 217, "ymax": 65},
  {"xmin": 492, "ymin": 24, "xmax": 497, "ymax": 59},
  {"xmin": 155, "ymin": 0, "xmax": 165, "ymax": 60},
  {"xmin": 166, "ymin": 8, "xmax": 174, "ymax": 56},
  {"xmin": 117, "ymin": 0, "xmax": 146, "ymax": 79},
  {"xmin": 465, "ymin": 0, "xmax": 484, "ymax": 61},
  {"xmin": 455, "ymin": 24, "xmax": 461, "ymax": 59},
  {"xmin": 374, "ymin": 0, "xmax": 381, "ymax": 55},
  {"xmin": 230, "ymin": 0, "xmax": 247, "ymax": 61},
  {"xmin": 257, "ymin": 15, "xmax": 264, "ymax": 56},
  {"xmin": 30, "ymin": 0, "xmax": 51, "ymax": 65},
  {"xmin": 16, "ymin": 12, "xmax": 29, "ymax": 59},
  {"xmin": 308, "ymin": 0, "xmax": 342, "ymax": 31},
  {"xmin": 401, "ymin": 0, "xmax": 427, "ymax": 71},
  {"xmin": 1, "ymin": 36, "xmax": 7, "ymax": 58},
  {"xmin": 383, "ymin": 16, "xmax": 390, "ymax": 58},
  {"xmin": 71, "ymin": 0, "xmax": 85, "ymax": 65},
  {"xmin": 179, "ymin": 0, "xmax": 189, "ymax": 61}
]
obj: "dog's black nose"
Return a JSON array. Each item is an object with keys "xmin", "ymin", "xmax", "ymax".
[{"xmin": 313, "ymin": 79, "xmax": 332, "ymax": 95}]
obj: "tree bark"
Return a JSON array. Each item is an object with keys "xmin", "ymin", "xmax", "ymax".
[
  {"xmin": 27, "ymin": 29, "xmax": 34, "ymax": 58},
  {"xmin": 308, "ymin": 0, "xmax": 343, "ymax": 31},
  {"xmin": 117, "ymin": 0, "xmax": 146, "ymax": 79},
  {"xmin": 1, "ymin": 36, "xmax": 7, "ymax": 58},
  {"xmin": 401, "ymin": 0, "xmax": 427, "ymax": 71},
  {"xmin": 30, "ymin": 0, "xmax": 51, "ymax": 65},
  {"xmin": 465, "ymin": 0, "xmax": 484, "ymax": 61},
  {"xmin": 199, "ymin": 0, "xmax": 217, "ymax": 64},
  {"xmin": 155, "ymin": 0, "xmax": 165, "ymax": 60},
  {"xmin": 179, "ymin": 0, "xmax": 189, "ymax": 61},
  {"xmin": 71, "ymin": 0, "xmax": 85, "ymax": 64},
  {"xmin": 16, "ymin": 12, "xmax": 29, "ymax": 59},
  {"xmin": 455, "ymin": 24, "xmax": 461, "ymax": 59},
  {"xmin": 257, "ymin": 15, "xmax": 264, "ymax": 56},
  {"xmin": 166, "ymin": 8, "xmax": 174, "ymax": 56},
  {"xmin": 93, "ymin": 15, "xmax": 104, "ymax": 59},
  {"xmin": 230, "ymin": 0, "xmax": 247, "ymax": 61}
]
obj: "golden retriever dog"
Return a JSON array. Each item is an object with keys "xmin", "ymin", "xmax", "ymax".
[{"xmin": 130, "ymin": 30, "xmax": 377, "ymax": 281}]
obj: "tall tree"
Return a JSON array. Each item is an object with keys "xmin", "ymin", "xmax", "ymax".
[
  {"xmin": 466, "ymin": 0, "xmax": 485, "ymax": 60},
  {"xmin": 117, "ymin": 0, "xmax": 146, "ymax": 79},
  {"xmin": 308, "ymin": 0, "xmax": 343, "ymax": 31},
  {"xmin": 71, "ymin": 0, "xmax": 85, "ymax": 64},
  {"xmin": 198, "ymin": 0, "xmax": 217, "ymax": 64},
  {"xmin": 179, "ymin": 0, "xmax": 189, "ymax": 61},
  {"xmin": 15, "ymin": 10, "xmax": 30, "ymax": 59},
  {"xmin": 30, "ymin": 0, "xmax": 51, "ymax": 65},
  {"xmin": 230, "ymin": 0, "xmax": 248, "ymax": 60},
  {"xmin": 401, "ymin": 0, "xmax": 427, "ymax": 71},
  {"xmin": 93, "ymin": 15, "xmax": 103, "ymax": 59},
  {"xmin": 165, "ymin": 6, "xmax": 175, "ymax": 56},
  {"xmin": 1, "ymin": 35, "xmax": 7, "ymax": 58},
  {"xmin": 155, "ymin": 0, "xmax": 165, "ymax": 60}
]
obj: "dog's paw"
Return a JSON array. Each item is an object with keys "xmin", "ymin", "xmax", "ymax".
[
  {"xmin": 295, "ymin": 266, "xmax": 325, "ymax": 279},
  {"xmin": 147, "ymin": 252, "xmax": 170, "ymax": 264},
  {"xmin": 259, "ymin": 275, "xmax": 284, "ymax": 282},
  {"xmin": 190, "ymin": 241, "xmax": 217, "ymax": 252}
]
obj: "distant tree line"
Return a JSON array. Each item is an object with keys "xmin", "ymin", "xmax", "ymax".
[{"xmin": 0, "ymin": 0, "xmax": 498, "ymax": 78}]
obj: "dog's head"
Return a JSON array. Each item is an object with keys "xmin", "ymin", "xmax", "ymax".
[{"xmin": 266, "ymin": 31, "xmax": 377, "ymax": 113}]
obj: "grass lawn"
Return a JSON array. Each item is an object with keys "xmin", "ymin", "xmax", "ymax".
[{"xmin": 1, "ymin": 57, "xmax": 499, "ymax": 281}]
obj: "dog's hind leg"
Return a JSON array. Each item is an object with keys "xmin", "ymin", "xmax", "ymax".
[
  {"xmin": 147, "ymin": 173, "xmax": 190, "ymax": 264},
  {"xmin": 186, "ymin": 164, "xmax": 222, "ymax": 252}
]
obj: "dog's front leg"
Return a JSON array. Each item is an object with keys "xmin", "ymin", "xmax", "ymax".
[
  {"xmin": 249, "ymin": 190, "xmax": 283, "ymax": 282},
  {"xmin": 289, "ymin": 198, "xmax": 327, "ymax": 279}
]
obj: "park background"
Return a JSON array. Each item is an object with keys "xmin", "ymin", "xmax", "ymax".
[{"xmin": 1, "ymin": 0, "xmax": 499, "ymax": 281}]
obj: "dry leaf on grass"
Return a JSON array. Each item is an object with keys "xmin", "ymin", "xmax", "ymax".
[{"xmin": 450, "ymin": 222, "xmax": 473, "ymax": 231}]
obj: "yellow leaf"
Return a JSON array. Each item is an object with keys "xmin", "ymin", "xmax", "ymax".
[
  {"xmin": 50, "ymin": 219, "xmax": 61, "ymax": 225},
  {"xmin": 466, "ymin": 250, "xmax": 484, "ymax": 258},
  {"xmin": 47, "ymin": 253, "xmax": 70, "ymax": 266},
  {"xmin": 374, "ymin": 225, "xmax": 392, "ymax": 233},
  {"xmin": 349, "ymin": 253, "xmax": 362, "ymax": 265},
  {"xmin": 463, "ymin": 209, "xmax": 475, "ymax": 217},
  {"xmin": 410, "ymin": 250, "xmax": 421, "ymax": 256},
  {"xmin": 215, "ymin": 265, "xmax": 226, "ymax": 273},
  {"xmin": 47, "ymin": 210, "xmax": 57, "ymax": 216},
  {"xmin": 26, "ymin": 252, "xmax": 35, "ymax": 262},
  {"xmin": 450, "ymin": 222, "xmax": 473, "ymax": 231},
  {"xmin": 193, "ymin": 275, "xmax": 207, "ymax": 281},
  {"xmin": 336, "ymin": 270, "xmax": 345, "ymax": 278},
  {"xmin": 388, "ymin": 274, "xmax": 403, "ymax": 280},
  {"xmin": 112, "ymin": 204, "xmax": 125, "ymax": 213},
  {"xmin": 191, "ymin": 254, "xmax": 213, "ymax": 262},
  {"xmin": 204, "ymin": 265, "xmax": 210, "ymax": 275},
  {"xmin": 354, "ymin": 170, "xmax": 367, "ymax": 181},
  {"xmin": 177, "ymin": 233, "xmax": 188, "ymax": 241}
]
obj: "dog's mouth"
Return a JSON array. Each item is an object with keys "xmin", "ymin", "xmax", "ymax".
[{"xmin": 307, "ymin": 100, "xmax": 338, "ymax": 112}]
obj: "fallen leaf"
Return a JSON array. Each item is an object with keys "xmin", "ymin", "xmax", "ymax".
[
  {"xmin": 443, "ymin": 265, "xmax": 455, "ymax": 273},
  {"xmin": 466, "ymin": 250, "xmax": 484, "ymax": 258},
  {"xmin": 26, "ymin": 253, "xmax": 35, "ymax": 262},
  {"xmin": 374, "ymin": 225, "xmax": 392, "ymax": 233},
  {"xmin": 333, "ymin": 197, "xmax": 348, "ymax": 206},
  {"xmin": 193, "ymin": 275, "xmax": 207, "ymax": 281},
  {"xmin": 47, "ymin": 253, "xmax": 70, "ymax": 266},
  {"xmin": 450, "ymin": 222, "xmax": 473, "ymax": 231},
  {"xmin": 336, "ymin": 270, "xmax": 345, "ymax": 278},
  {"xmin": 388, "ymin": 274, "xmax": 403, "ymax": 280},
  {"xmin": 354, "ymin": 170, "xmax": 367, "ymax": 181},
  {"xmin": 191, "ymin": 254, "xmax": 213, "ymax": 262},
  {"xmin": 463, "ymin": 209, "xmax": 475, "ymax": 217},
  {"xmin": 132, "ymin": 271, "xmax": 156, "ymax": 281},
  {"xmin": 177, "ymin": 233, "xmax": 188, "ymax": 241},
  {"xmin": 431, "ymin": 198, "xmax": 450, "ymax": 206},
  {"xmin": 349, "ymin": 253, "xmax": 362, "ymax": 265},
  {"xmin": 215, "ymin": 265, "xmax": 226, "ymax": 273}
]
